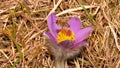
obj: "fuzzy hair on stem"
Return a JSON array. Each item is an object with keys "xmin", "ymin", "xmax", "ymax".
[{"xmin": 44, "ymin": 35, "xmax": 87, "ymax": 68}]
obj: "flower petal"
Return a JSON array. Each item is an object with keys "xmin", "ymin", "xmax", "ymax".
[
  {"xmin": 47, "ymin": 13, "xmax": 60, "ymax": 39},
  {"xmin": 44, "ymin": 32, "xmax": 57, "ymax": 43},
  {"xmin": 68, "ymin": 17, "xmax": 82, "ymax": 33},
  {"xmin": 70, "ymin": 41, "xmax": 89, "ymax": 48},
  {"xmin": 74, "ymin": 41, "xmax": 88, "ymax": 47},
  {"xmin": 58, "ymin": 40, "xmax": 74, "ymax": 48},
  {"xmin": 75, "ymin": 27, "xmax": 93, "ymax": 44},
  {"xmin": 70, "ymin": 41, "xmax": 88, "ymax": 48}
]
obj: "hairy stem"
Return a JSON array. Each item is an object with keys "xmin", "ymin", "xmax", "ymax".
[{"xmin": 55, "ymin": 59, "xmax": 65, "ymax": 68}]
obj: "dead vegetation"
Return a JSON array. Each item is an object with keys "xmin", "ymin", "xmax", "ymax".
[{"xmin": 0, "ymin": 0, "xmax": 120, "ymax": 68}]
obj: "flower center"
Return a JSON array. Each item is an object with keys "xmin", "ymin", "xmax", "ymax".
[{"xmin": 57, "ymin": 29, "xmax": 75, "ymax": 43}]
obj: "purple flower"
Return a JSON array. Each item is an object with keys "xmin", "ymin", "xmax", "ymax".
[
  {"xmin": 44, "ymin": 13, "xmax": 93, "ymax": 68},
  {"xmin": 45, "ymin": 13, "xmax": 93, "ymax": 49}
]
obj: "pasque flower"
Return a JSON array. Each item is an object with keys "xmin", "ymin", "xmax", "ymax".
[
  {"xmin": 45, "ymin": 13, "xmax": 93, "ymax": 48},
  {"xmin": 44, "ymin": 13, "xmax": 93, "ymax": 68}
]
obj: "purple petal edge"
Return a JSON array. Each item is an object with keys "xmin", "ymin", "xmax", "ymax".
[
  {"xmin": 44, "ymin": 32, "xmax": 57, "ymax": 43},
  {"xmin": 71, "ymin": 41, "xmax": 88, "ymax": 48},
  {"xmin": 75, "ymin": 27, "xmax": 93, "ymax": 44},
  {"xmin": 68, "ymin": 17, "xmax": 82, "ymax": 33},
  {"xmin": 47, "ymin": 13, "xmax": 60, "ymax": 39}
]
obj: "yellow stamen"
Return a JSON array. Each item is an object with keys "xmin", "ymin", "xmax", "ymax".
[{"xmin": 57, "ymin": 29, "xmax": 75, "ymax": 43}]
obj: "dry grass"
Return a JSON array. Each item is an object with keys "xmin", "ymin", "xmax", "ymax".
[{"xmin": 0, "ymin": 0, "xmax": 120, "ymax": 68}]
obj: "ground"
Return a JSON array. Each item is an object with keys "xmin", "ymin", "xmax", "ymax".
[{"xmin": 0, "ymin": 0, "xmax": 120, "ymax": 68}]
